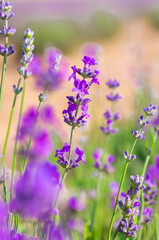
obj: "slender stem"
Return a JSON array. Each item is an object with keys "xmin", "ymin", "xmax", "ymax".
[
  {"xmin": 0, "ymin": 17, "xmax": 8, "ymax": 112},
  {"xmin": 23, "ymin": 88, "xmax": 47, "ymax": 170},
  {"xmin": 10, "ymin": 78, "xmax": 27, "ymax": 201},
  {"xmin": 1, "ymin": 76, "xmax": 22, "ymax": 167},
  {"xmin": 3, "ymin": 166, "xmax": 7, "ymax": 202},
  {"xmin": 107, "ymin": 161, "xmax": 129, "ymax": 240},
  {"xmin": 53, "ymin": 106, "xmax": 79, "ymax": 209}
]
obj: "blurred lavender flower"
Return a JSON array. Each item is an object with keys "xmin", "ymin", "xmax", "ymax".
[
  {"xmin": 29, "ymin": 47, "xmax": 68, "ymax": 91},
  {"xmin": 68, "ymin": 196, "xmax": 85, "ymax": 212},
  {"xmin": 142, "ymin": 208, "xmax": 153, "ymax": 224},
  {"xmin": 151, "ymin": 105, "xmax": 159, "ymax": 135},
  {"xmin": 147, "ymin": 155, "xmax": 159, "ymax": 184},
  {"xmin": 101, "ymin": 78, "xmax": 121, "ymax": 136},
  {"xmin": 0, "ymin": 1, "xmax": 14, "ymax": 20},
  {"xmin": 40, "ymin": 105, "xmax": 55, "ymax": 125},
  {"xmin": 43, "ymin": 221, "xmax": 66, "ymax": 240},
  {"xmin": 109, "ymin": 181, "xmax": 119, "ymax": 209},
  {"xmin": 104, "ymin": 154, "xmax": 115, "ymax": 173},
  {"xmin": 11, "ymin": 161, "xmax": 60, "ymax": 221},
  {"xmin": 93, "ymin": 148, "xmax": 103, "ymax": 169},
  {"xmin": 143, "ymin": 104, "xmax": 157, "ymax": 116},
  {"xmin": 68, "ymin": 218, "xmax": 84, "ymax": 234},
  {"xmin": 81, "ymin": 42, "xmax": 102, "ymax": 60}
]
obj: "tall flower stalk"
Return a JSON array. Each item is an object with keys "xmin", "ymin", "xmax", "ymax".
[
  {"xmin": 53, "ymin": 56, "xmax": 100, "ymax": 209},
  {"xmin": 10, "ymin": 28, "xmax": 34, "ymax": 201},
  {"xmin": 107, "ymin": 104, "xmax": 157, "ymax": 240},
  {"xmin": 0, "ymin": 75, "xmax": 23, "ymax": 167},
  {"xmin": 0, "ymin": 0, "xmax": 15, "ymax": 111}
]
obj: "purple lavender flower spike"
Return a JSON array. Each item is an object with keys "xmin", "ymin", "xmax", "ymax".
[
  {"xmin": 106, "ymin": 92, "xmax": 122, "ymax": 102},
  {"xmin": 70, "ymin": 147, "xmax": 86, "ymax": 168},
  {"xmin": 142, "ymin": 208, "xmax": 153, "ymax": 224},
  {"xmin": 123, "ymin": 150, "xmax": 136, "ymax": 162},
  {"xmin": 0, "ymin": 1, "xmax": 14, "ymax": 20},
  {"xmin": 11, "ymin": 161, "xmax": 60, "ymax": 221},
  {"xmin": 40, "ymin": 105, "xmax": 55, "ymax": 124},
  {"xmin": 100, "ymin": 119, "xmax": 118, "ymax": 135},
  {"xmin": 93, "ymin": 148, "xmax": 103, "ymax": 169},
  {"xmin": 104, "ymin": 154, "xmax": 115, "ymax": 173},
  {"xmin": 109, "ymin": 181, "xmax": 119, "ymax": 209},
  {"xmin": 143, "ymin": 104, "xmax": 157, "ymax": 116},
  {"xmin": 0, "ymin": 25, "xmax": 16, "ymax": 36},
  {"xmin": 106, "ymin": 78, "xmax": 120, "ymax": 88},
  {"xmin": 0, "ymin": 44, "xmax": 14, "ymax": 56},
  {"xmin": 147, "ymin": 155, "xmax": 159, "ymax": 184},
  {"xmin": 55, "ymin": 143, "xmax": 70, "ymax": 168},
  {"xmin": 68, "ymin": 196, "xmax": 85, "ymax": 212},
  {"xmin": 131, "ymin": 130, "xmax": 145, "ymax": 139}
]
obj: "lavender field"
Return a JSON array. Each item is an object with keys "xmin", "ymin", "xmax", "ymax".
[{"xmin": 0, "ymin": 0, "xmax": 159, "ymax": 240}]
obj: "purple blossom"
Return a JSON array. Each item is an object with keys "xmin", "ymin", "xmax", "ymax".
[
  {"xmin": 143, "ymin": 174, "xmax": 158, "ymax": 206},
  {"xmin": 143, "ymin": 104, "xmax": 157, "ymax": 116},
  {"xmin": 68, "ymin": 218, "xmax": 83, "ymax": 233},
  {"xmin": 0, "ymin": 1, "xmax": 14, "ymax": 20},
  {"xmin": 11, "ymin": 161, "xmax": 60, "ymax": 221},
  {"xmin": 68, "ymin": 197, "xmax": 85, "ymax": 212},
  {"xmin": 43, "ymin": 221, "xmax": 65, "ymax": 240},
  {"xmin": 123, "ymin": 150, "xmax": 136, "ymax": 162},
  {"xmin": 55, "ymin": 144, "xmax": 85, "ymax": 169},
  {"xmin": 104, "ymin": 154, "xmax": 115, "ymax": 173},
  {"xmin": 106, "ymin": 92, "xmax": 122, "ymax": 102},
  {"xmin": 81, "ymin": 42, "xmax": 102, "ymax": 59},
  {"xmin": 131, "ymin": 130, "xmax": 145, "ymax": 140},
  {"xmin": 0, "ymin": 25, "xmax": 16, "ymax": 36},
  {"xmin": 100, "ymin": 119, "xmax": 118, "ymax": 135},
  {"xmin": 109, "ymin": 181, "xmax": 119, "ymax": 209},
  {"xmin": 106, "ymin": 78, "xmax": 120, "ymax": 88},
  {"xmin": 93, "ymin": 148, "xmax": 103, "ymax": 169},
  {"xmin": 142, "ymin": 208, "xmax": 153, "ymax": 224},
  {"xmin": 29, "ymin": 47, "xmax": 68, "ymax": 91},
  {"xmin": 0, "ymin": 44, "xmax": 14, "ymax": 56},
  {"xmin": 40, "ymin": 105, "xmax": 55, "ymax": 125},
  {"xmin": 151, "ymin": 105, "xmax": 159, "ymax": 135},
  {"xmin": 103, "ymin": 109, "xmax": 120, "ymax": 121}
]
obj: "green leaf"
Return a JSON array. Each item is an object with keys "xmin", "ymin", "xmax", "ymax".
[{"xmin": 83, "ymin": 221, "xmax": 92, "ymax": 240}]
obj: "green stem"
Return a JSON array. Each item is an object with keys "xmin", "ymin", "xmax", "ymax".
[
  {"xmin": 3, "ymin": 166, "xmax": 7, "ymax": 202},
  {"xmin": 53, "ymin": 106, "xmax": 79, "ymax": 209},
  {"xmin": 10, "ymin": 78, "xmax": 27, "ymax": 201},
  {"xmin": 1, "ymin": 76, "xmax": 22, "ymax": 167},
  {"xmin": 0, "ymin": 17, "xmax": 8, "ymax": 112},
  {"xmin": 23, "ymin": 88, "xmax": 47, "ymax": 170}
]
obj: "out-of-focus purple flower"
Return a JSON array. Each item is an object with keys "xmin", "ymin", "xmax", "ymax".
[
  {"xmin": 68, "ymin": 197, "xmax": 85, "ymax": 212},
  {"xmin": 93, "ymin": 148, "xmax": 103, "ymax": 169},
  {"xmin": 18, "ymin": 107, "xmax": 37, "ymax": 141},
  {"xmin": 11, "ymin": 161, "xmax": 60, "ymax": 221},
  {"xmin": 30, "ymin": 129, "xmax": 53, "ymax": 159},
  {"xmin": 100, "ymin": 119, "xmax": 118, "ymax": 135},
  {"xmin": 106, "ymin": 79, "xmax": 120, "ymax": 88},
  {"xmin": 29, "ymin": 47, "xmax": 68, "ymax": 91},
  {"xmin": 106, "ymin": 92, "xmax": 122, "ymax": 102},
  {"xmin": 43, "ymin": 221, "xmax": 65, "ymax": 240},
  {"xmin": 147, "ymin": 155, "xmax": 159, "ymax": 184},
  {"xmin": 81, "ymin": 42, "xmax": 102, "ymax": 60},
  {"xmin": 68, "ymin": 218, "xmax": 84, "ymax": 233},
  {"xmin": 143, "ymin": 174, "xmax": 158, "ymax": 206},
  {"xmin": 142, "ymin": 208, "xmax": 153, "ymax": 224},
  {"xmin": 104, "ymin": 154, "xmax": 115, "ymax": 173},
  {"xmin": 40, "ymin": 105, "xmax": 55, "ymax": 124},
  {"xmin": 103, "ymin": 109, "xmax": 120, "ymax": 121},
  {"xmin": 109, "ymin": 181, "xmax": 119, "ymax": 209}
]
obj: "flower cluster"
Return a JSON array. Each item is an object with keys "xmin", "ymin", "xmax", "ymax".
[
  {"xmin": 18, "ymin": 28, "xmax": 34, "ymax": 78},
  {"xmin": 93, "ymin": 148, "xmax": 115, "ymax": 174},
  {"xmin": 29, "ymin": 47, "xmax": 68, "ymax": 91},
  {"xmin": 100, "ymin": 78, "xmax": 121, "ymax": 135},
  {"xmin": 118, "ymin": 175, "xmax": 144, "ymax": 238},
  {"xmin": 55, "ymin": 143, "xmax": 85, "ymax": 169},
  {"xmin": 0, "ymin": 1, "xmax": 15, "ymax": 57},
  {"xmin": 109, "ymin": 181, "xmax": 119, "ymax": 209},
  {"xmin": 151, "ymin": 105, "xmax": 159, "ymax": 135},
  {"xmin": 63, "ymin": 56, "xmax": 99, "ymax": 128}
]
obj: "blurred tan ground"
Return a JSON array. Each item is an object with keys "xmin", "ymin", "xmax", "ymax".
[{"xmin": 0, "ymin": 18, "xmax": 159, "ymax": 167}]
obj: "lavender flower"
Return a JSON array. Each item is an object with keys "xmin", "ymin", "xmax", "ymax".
[
  {"xmin": 68, "ymin": 218, "xmax": 84, "ymax": 234},
  {"xmin": 11, "ymin": 161, "xmax": 60, "ymax": 221},
  {"xmin": 131, "ymin": 130, "xmax": 145, "ymax": 139},
  {"xmin": 106, "ymin": 92, "xmax": 122, "ymax": 102},
  {"xmin": 0, "ymin": 1, "xmax": 14, "ymax": 20},
  {"xmin": 123, "ymin": 150, "xmax": 136, "ymax": 162},
  {"xmin": 0, "ymin": 44, "xmax": 14, "ymax": 56},
  {"xmin": 143, "ymin": 174, "xmax": 158, "ymax": 206},
  {"xmin": 103, "ymin": 109, "xmax": 120, "ymax": 121},
  {"xmin": 93, "ymin": 148, "xmax": 103, "ymax": 169},
  {"xmin": 118, "ymin": 175, "xmax": 144, "ymax": 238},
  {"xmin": 147, "ymin": 155, "xmax": 159, "ymax": 184},
  {"xmin": 43, "ymin": 221, "xmax": 65, "ymax": 240},
  {"xmin": 100, "ymin": 119, "xmax": 118, "ymax": 135},
  {"xmin": 143, "ymin": 104, "xmax": 157, "ymax": 116},
  {"xmin": 109, "ymin": 181, "xmax": 119, "ymax": 209},
  {"xmin": 151, "ymin": 105, "xmax": 159, "ymax": 135},
  {"xmin": 106, "ymin": 78, "xmax": 120, "ymax": 88},
  {"xmin": 18, "ymin": 28, "xmax": 34, "ymax": 78},
  {"xmin": 29, "ymin": 47, "xmax": 68, "ymax": 91},
  {"xmin": 142, "ymin": 208, "xmax": 153, "ymax": 224},
  {"xmin": 0, "ymin": 24, "xmax": 16, "ymax": 36},
  {"xmin": 68, "ymin": 197, "xmax": 85, "ymax": 212},
  {"xmin": 55, "ymin": 143, "xmax": 85, "ymax": 169}
]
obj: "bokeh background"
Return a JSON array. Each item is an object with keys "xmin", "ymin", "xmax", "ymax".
[{"xmin": 1, "ymin": 0, "xmax": 159, "ymax": 166}]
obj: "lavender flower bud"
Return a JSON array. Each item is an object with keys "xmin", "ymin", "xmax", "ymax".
[{"xmin": 143, "ymin": 104, "xmax": 157, "ymax": 116}]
